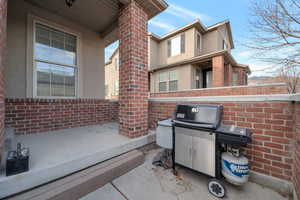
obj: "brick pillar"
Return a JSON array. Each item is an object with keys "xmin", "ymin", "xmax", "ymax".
[
  {"xmin": 119, "ymin": 1, "xmax": 148, "ymax": 138},
  {"xmin": 0, "ymin": 0, "xmax": 7, "ymax": 161},
  {"xmin": 212, "ymin": 55, "xmax": 225, "ymax": 87}
]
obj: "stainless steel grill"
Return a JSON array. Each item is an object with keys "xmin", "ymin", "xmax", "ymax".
[{"xmin": 172, "ymin": 104, "xmax": 252, "ymax": 198}]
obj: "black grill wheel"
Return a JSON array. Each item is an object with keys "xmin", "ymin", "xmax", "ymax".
[{"xmin": 208, "ymin": 178, "xmax": 226, "ymax": 198}]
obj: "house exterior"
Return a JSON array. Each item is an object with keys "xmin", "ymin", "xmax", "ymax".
[
  {"xmin": 1, "ymin": 0, "xmax": 168, "ymax": 156},
  {"xmin": 1, "ymin": 1, "xmax": 300, "ymax": 199},
  {"xmin": 149, "ymin": 20, "xmax": 251, "ymax": 93},
  {"xmin": 105, "ymin": 20, "xmax": 250, "ymax": 99},
  {"xmin": 105, "ymin": 48, "xmax": 119, "ymax": 99}
]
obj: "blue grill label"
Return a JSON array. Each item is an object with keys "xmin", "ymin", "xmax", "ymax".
[{"xmin": 222, "ymin": 159, "xmax": 249, "ymax": 177}]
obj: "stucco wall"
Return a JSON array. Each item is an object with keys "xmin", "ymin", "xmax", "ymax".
[
  {"xmin": 216, "ymin": 24, "xmax": 231, "ymax": 51},
  {"xmin": 150, "ymin": 64, "xmax": 193, "ymax": 92},
  {"xmin": 148, "ymin": 37, "xmax": 159, "ymax": 69},
  {"xmin": 157, "ymin": 28, "xmax": 196, "ymax": 67},
  {"xmin": 6, "ymin": 0, "xmax": 105, "ymax": 99}
]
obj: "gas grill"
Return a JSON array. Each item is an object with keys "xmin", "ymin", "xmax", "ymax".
[{"xmin": 172, "ymin": 104, "xmax": 252, "ymax": 198}]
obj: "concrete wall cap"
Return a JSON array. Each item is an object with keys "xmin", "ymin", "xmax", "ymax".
[{"xmin": 149, "ymin": 93, "xmax": 300, "ymax": 102}]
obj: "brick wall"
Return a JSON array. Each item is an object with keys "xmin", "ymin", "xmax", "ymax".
[
  {"xmin": 212, "ymin": 55, "xmax": 225, "ymax": 87},
  {"xmin": 150, "ymin": 84, "xmax": 288, "ymax": 98},
  {"xmin": 0, "ymin": 0, "xmax": 7, "ymax": 161},
  {"xmin": 149, "ymin": 100, "xmax": 295, "ymax": 181},
  {"xmin": 294, "ymin": 102, "xmax": 300, "ymax": 199},
  {"xmin": 5, "ymin": 99, "xmax": 118, "ymax": 135},
  {"xmin": 118, "ymin": 1, "xmax": 149, "ymax": 138}
]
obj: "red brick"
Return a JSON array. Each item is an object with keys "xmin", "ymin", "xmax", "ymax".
[{"xmin": 5, "ymin": 99, "xmax": 119, "ymax": 135}]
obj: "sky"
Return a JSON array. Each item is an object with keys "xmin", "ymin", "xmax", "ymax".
[{"xmin": 105, "ymin": 0, "xmax": 270, "ymax": 77}]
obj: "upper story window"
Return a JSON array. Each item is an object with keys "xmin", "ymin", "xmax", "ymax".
[
  {"xmin": 197, "ymin": 33, "xmax": 202, "ymax": 50},
  {"xmin": 159, "ymin": 70, "xmax": 178, "ymax": 92},
  {"xmin": 232, "ymin": 71, "xmax": 239, "ymax": 86},
  {"xmin": 115, "ymin": 58, "xmax": 119, "ymax": 71},
  {"xmin": 167, "ymin": 33, "xmax": 185, "ymax": 57},
  {"xmin": 114, "ymin": 80, "xmax": 119, "ymax": 95},
  {"xmin": 223, "ymin": 40, "xmax": 228, "ymax": 50},
  {"xmin": 34, "ymin": 23, "xmax": 78, "ymax": 97}
]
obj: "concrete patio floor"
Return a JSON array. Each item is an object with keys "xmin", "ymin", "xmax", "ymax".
[
  {"xmin": 0, "ymin": 123, "xmax": 155, "ymax": 199},
  {"xmin": 81, "ymin": 149, "xmax": 289, "ymax": 200}
]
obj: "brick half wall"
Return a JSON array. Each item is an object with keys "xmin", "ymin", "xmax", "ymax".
[
  {"xmin": 5, "ymin": 99, "xmax": 119, "ymax": 135},
  {"xmin": 149, "ymin": 100, "xmax": 295, "ymax": 182},
  {"xmin": 294, "ymin": 102, "xmax": 300, "ymax": 199},
  {"xmin": 150, "ymin": 84, "xmax": 288, "ymax": 98}
]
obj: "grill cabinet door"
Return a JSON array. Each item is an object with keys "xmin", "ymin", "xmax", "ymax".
[
  {"xmin": 192, "ymin": 131, "xmax": 216, "ymax": 177},
  {"xmin": 175, "ymin": 128, "xmax": 193, "ymax": 168}
]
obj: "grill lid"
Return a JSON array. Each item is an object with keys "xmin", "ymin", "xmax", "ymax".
[{"xmin": 174, "ymin": 104, "xmax": 223, "ymax": 129}]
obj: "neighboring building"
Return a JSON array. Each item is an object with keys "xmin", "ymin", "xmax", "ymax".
[
  {"xmin": 149, "ymin": 20, "xmax": 251, "ymax": 93},
  {"xmin": 105, "ymin": 48, "xmax": 119, "ymax": 99},
  {"xmin": 105, "ymin": 19, "xmax": 250, "ymax": 98},
  {"xmin": 248, "ymin": 76, "xmax": 283, "ymax": 85}
]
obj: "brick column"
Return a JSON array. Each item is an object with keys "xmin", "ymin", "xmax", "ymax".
[
  {"xmin": 118, "ymin": 1, "xmax": 148, "ymax": 138},
  {"xmin": 0, "ymin": 0, "xmax": 7, "ymax": 161},
  {"xmin": 212, "ymin": 55, "xmax": 225, "ymax": 87}
]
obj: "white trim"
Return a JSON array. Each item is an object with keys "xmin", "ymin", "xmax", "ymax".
[
  {"xmin": 149, "ymin": 93, "xmax": 300, "ymax": 102},
  {"xmin": 26, "ymin": 14, "xmax": 82, "ymax": 99},
  {"xmin": 196, "ymin": 32, "xmax": 202, "ymax": 51}
]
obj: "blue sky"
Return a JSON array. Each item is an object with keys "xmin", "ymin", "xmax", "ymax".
[{"xmin": 105, "ymin": 0, "xmax": 268, "ymax": 76}]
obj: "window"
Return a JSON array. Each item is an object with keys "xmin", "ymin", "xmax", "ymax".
[
  {"xmin": 159, "ymin": 72, "xmax": 168, "ymax": 92},
  {"xmin": 115, "ymin": 58, "xmax": 119, "ymax": 71},
  {"xmin": 159, "ymin": 70, "xmax": 178, "ymax": 92},
  {"xmin": 169, "ymin": 70, "xmax": 178, "ymax": 91},
  {"xmin": 34, "ymin": 23, "xmax": 77, "ymax": 97},
  {"xmin": 167, "ymin": 33, "xmax": 185, "ymax": 57},
  {"xmin": 197, "ymin": 33, "xmax": 202, "ymax": 49},
  {"xmin": 233, "ymin": 72, "xmax": 239, "ymax": 86},
  {"xmin": 114, "ymin": 80, "xmax": 119, "ymax": 95},
  {"xmin": 223, "ymin": 40, "xmax": 228, "ymax": 50},
  {"xmin": 105, "ymin": 84, "xmax": 108, "ymax": 96}
]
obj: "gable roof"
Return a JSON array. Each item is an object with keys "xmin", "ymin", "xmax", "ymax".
[
  {"xmin": 148, "ymin": 19, "xmax": 235, "ymax": 48},
  {"xmin": 105, "ymin": 47, "xmax": 119, "ymax": 66}
]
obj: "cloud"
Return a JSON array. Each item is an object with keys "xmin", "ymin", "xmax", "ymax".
[
  {"xmin": 247, "ymin": 62, "xmax": 278, "ymax": 77},
  {"xmin": 236, "ymin": 51, "xmax": 252, "ymax": 59},
  {"xmin": 148, "ymin": 20, "xmax": 176, "ymax": 32},
  {"xmin": 165, "ymin": 3, "xmax": 211, "ymax": 22}
]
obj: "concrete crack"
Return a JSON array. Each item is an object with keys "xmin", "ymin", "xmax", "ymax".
[{"xmin": 111, "ymin": 182, "xmax": 130, "ymax": 200}]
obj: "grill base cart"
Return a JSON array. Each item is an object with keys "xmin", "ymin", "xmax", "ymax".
[{"xmin": 172, "ymin": 104, "xmax": 251, "ymax": 198}]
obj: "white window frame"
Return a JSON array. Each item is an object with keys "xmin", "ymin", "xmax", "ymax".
[
  {"xmin": 168, "ymin": 34, "xmax": 185, "ymax": 57},
  {"xmin": 28, "ymin": 15, "xmax": 82, "ymax": 99},
  {"xmin": 158, "ymin": 70, "xmax": 178, "ymax": 92},
  {"xmin": 114, "ymin": 80, "xmax": 119, "ymax": 95},
  {"xmin": 223, "ymin": 40, "xmax": 228, "ymax": 50},
  {"xmin": 196, "ymin": 32, "xmax": 202, "ymax": 50}
]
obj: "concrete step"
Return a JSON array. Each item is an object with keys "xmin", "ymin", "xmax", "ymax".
[{"xmin": 5, "ymin": 150, "xmax": 144, "ymax": 200}]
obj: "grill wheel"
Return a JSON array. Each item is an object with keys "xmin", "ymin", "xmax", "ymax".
[{"xmin": 208, "ymin": 178, "xmax": 226, "ymax": 198}]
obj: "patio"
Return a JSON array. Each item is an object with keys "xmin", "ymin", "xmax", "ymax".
[
  {"xmin": 0, "ymin": 123, "xmax": 155, "ymax": 198},
  {"xmin": 80, "ymin": 148, "xmax": 289, "ymax": 200}
]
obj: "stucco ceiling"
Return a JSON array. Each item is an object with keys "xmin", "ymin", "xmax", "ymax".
[
  {"xmin": 27, "ymin": 0, "xmax": 120, "ymax": 33},
  {"xmin": 26, "ymin": 0, "xmax": 168, "ymax": 46}
]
